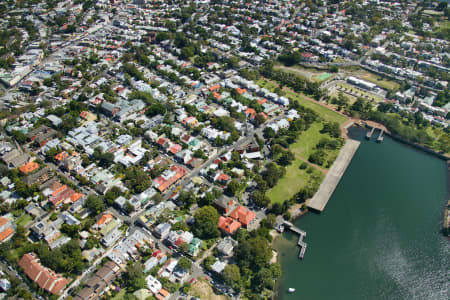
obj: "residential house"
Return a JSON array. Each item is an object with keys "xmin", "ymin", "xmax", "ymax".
[
  {"xmin": 153, "ymin": 165, "xmax": 187, "ymax": 193},
  {"xmin": 229, "ymin": 206, "xmax": 257, "ymax": 230},
  {"xmin": 2, "ymin": 149, "xmax": 30, "ymax": 169},
  {"xmin": 0, "ymin": 216, "xmax": 15, "ymax": 243},
  {"xmin": 18, "ymin": 253, "xmax": 69, "ymax": 295},
  {"xmin": 213, "ymin": 197, "xmax": 237, "ymax": 215},
  {"xmin": 19, "ymin": 161, "xmax": 39, "ymax": 175},
  {"xmin": 216, "ymin": 236, "xmax": 238, "ymax": 257},
  {"xmin": 218, "ymin": 216, "xmax": 241, "ymax": 235}
]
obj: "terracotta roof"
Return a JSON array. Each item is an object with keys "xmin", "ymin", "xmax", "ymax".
[
  {"xmin": 70, "ymin": 193, "xmax": 83, "ymax": 202},
  {"xmin": 216, "ymin": 173, "xmax": 230, "ymax": 182},
  {"xmin": 19, "ymin": 161, "xmax": 39, "ymax": 174},
  {"xmin": 218, "ymin": 216, "xmax": 241, "ymax": 234},
  {"xmin": 54, "ymin": 151, "xmax": 69, "ymax": 161},
  {"xmin": 96, "ymin": 214, "xmax": 113, "ymax": 226},
  {"xmin": 154, "ymin": 165, "xmax": 187, "ymax": 192},
  {"xmin": 236, "ymin": 88, "xmax": 247, "ymax": 95},
  {"xmin": 229, "ymin": 206, "xmax": 256, "ymax": 226},
  {"xmin": 208, "ymin": 85, "xmax": 220, "ymax": 91},
  {"xmin": 18, "ymin": 253, "xmax": 69, "ymax": 295},
  {"xmin": 0, "ymin": 217, "xmax": 8, "ymax": 227},
  {"xmin": 52, "ymin": 184, "xmax": 68, "ymax": 196},
  {"xmin": 0, "ymin": 227, "xmax": 14, "ymax": 241}
]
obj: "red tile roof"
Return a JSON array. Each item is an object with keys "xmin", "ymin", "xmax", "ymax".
[
  {"xmin": 218, "ymin": 216, "xmax": 241, "ymax": 234},
  {"xmin": 0, "ymin": 227, "xmax": 14, "ymax": 242},
  {"xmin": 229, "ymin": 206, "xmax": 256, "ymax": 227},
  {"xmin": 19, "ymin": 161, "xmax": 39, "ymax": 174},
  {"xmin": 19, "ymin": 253, "xmax": 69, "ymax": 295},
  {"xmin": 208, "ymin": 85, "xmax": 220, "ymax": 92}
]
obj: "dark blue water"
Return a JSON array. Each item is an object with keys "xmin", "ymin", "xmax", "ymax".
[{"xmin": 276, "ymin": 127, "xmax": 449, "ymax": 300}]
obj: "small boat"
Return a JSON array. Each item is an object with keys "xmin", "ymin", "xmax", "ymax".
[{"xmin": 288, "ymin": 288, "xmax": 296, "ymax": 293}]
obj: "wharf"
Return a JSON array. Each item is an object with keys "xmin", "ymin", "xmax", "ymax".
[
  {"xmin": 281, "ymin": 220, "xmax": 308, "ymax": 259},
  {"xmin": 377, "ymin": 129, "xmax": 384, "ymax": 143},
  {"xmin": 366, "ymin": 127, "xmax": 375, "ymax": 139},
  {"xmin": 308, "ymin": 139, "xmax": 360, "ymax": 212}
]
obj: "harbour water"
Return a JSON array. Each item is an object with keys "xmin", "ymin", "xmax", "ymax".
[{"xmin": 275, "ymin": 126, "xmax": 449, "ymax": 300}]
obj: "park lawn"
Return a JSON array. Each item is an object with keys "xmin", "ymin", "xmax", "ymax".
[
  {"xmin": 257, "ymin": 77, "xmax": 347, "ymax": 124},
  {"xmin": 15, "ymin": 214, "xmax": 32, "ymax": 227},
  {"xmin": 290, "ymin": 123, "xmax": 325, "ymax": 158},
  {"xmin": 289, "ymin": 122, "xmax": 340, "ymax": 165},
  {"xmin": 256, "ymin": 78, "xmax": 278, "ymax": 91},
  {"xmin": 273, "ymin": 65, "xmax": 310, "ymax": 81},
  {"xmin": 111, "ymin": 289, "xmax": 126, "ymax": 300},
  {"xmin": 330, "ymin": 90, "xmax": 358, "ymax": 106},
  {"xmin": 267, "ymin": 158, "xmax": 310, "ymax": 204},
  {"xmin": 283, "ymin": 89, "xmax": 348, "ymax": 124}
]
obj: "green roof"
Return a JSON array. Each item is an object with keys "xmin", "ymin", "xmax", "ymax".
[{"xmin": 100, "ymin": 219, "xmax": 118, "ymax": 236}]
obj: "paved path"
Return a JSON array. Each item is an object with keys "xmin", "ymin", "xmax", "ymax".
[{"xmin": 308, "ymin": 139, "xmax": 360, "ymax": 212}]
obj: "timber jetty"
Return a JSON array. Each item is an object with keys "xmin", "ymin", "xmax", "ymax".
[
  {"xmin": 308, "ymin": 139, "xmax": 360, "ymax": 212},
  {"xmin": 278, "ymin": 220, "xmax": 308, "ymax": 259},
  {"xmin": 377, "ymin": 129, "xmax": 384, "ymax": 143},
  {"xmin": 366, "ymin": 127, "xmax": 375, "ymax": 139}
]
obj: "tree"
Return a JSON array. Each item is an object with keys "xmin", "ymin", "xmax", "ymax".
[
  {"xmin": 124, "ymin": 166, "xmax": 152, "ymax": 193},
  {"xmin": 264, "ymin": 127, "xmax": 275, "ymax": 139},
  {"xmin": 308, "ymin": 149, "xmax": 327, "ymax": 166},
  {"xmin": 223, "ymin": 264, "xmax": 241, "ymax": 288},
  {"xmin": 60, "ymin": 224, "xmax": 80, "ymax": 239},
  {"xmin": 84, "ymin": 195, "xmax": 105, "ymax": 215},
  {"xmin": 177, "ymin": 257, "xmax": 192, "ymax": 271},
  {"xmin": 253, "ymin": 267, "xmax": 274, "ymax": 290},
  {"xmin": 261, "ymin": 214, "xmax": 276, "ymax": 229},
  {"xmin": 262, "ymin": 162, "xmax": 286, "ymax": 188},
  {"xmin": 269, "ymin": 263, "xmax": 282, "ymax": 280},
  {"xmin": 225, "ymin": 180, "xmax": 240, "ymax": 196},
  {"xmin": 254, "ymin": 113, "xmax": 266, "ymax": 127},
  {"xmin": 124, "ymin": 201, "xmax": 135, "ymax": 215},
  {"xmin": 321, "ymin": 122, "xmax": 341, "ymax": 138},
  {"xmin": 178, "ymin": 191, "xmax": 196, "ymax": 208},
  {"xmin": 125, "ymin": 262, "xmax": 146, "ymax": 292},
  {"xmin": 192, "ymin": 206, "xmax": 220, "ymax": 239},
  {"xmin": 235, "ymin": 236, "xmax": 272, "ymax": 270},
  {"xmin": 251, "ymin": 191, "xmax": 270, "ymax": 208}
]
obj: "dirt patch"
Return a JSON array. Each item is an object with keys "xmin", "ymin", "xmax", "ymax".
[{"xmin": 190, "ymin": 279, "xmax": 229, "ymax": 300}]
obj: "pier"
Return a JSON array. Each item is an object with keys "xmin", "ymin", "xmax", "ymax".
[
  {"xmin": 377, "ymin": 129, "xmax": 384, "ymax": 143},
  {"xmin": 308, "ymin": 139, "xmax": 360, "ymax": 212},
  {"xmin": 366, "ymin": 127, "xmax": 375, "ymax": 140},
  {"xmin": 281, "ymin": 221, "xmax": 308, "ymax": 259}
]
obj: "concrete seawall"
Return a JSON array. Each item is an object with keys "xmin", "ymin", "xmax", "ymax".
[{"xmin": 308, "ymin": 139, "xmax": 360, "ymax": 212}]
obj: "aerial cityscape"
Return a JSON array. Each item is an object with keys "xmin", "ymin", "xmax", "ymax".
[{"xmin": 0, "ymin": 0, "xmax": 448, "ymax": 299}]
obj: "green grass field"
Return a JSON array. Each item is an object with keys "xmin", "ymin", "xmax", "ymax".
[
  {"xmin": 266, "ymin": 158, "xmax": 311, "ymax": 204},
  {"xmin": 15, "ymin": 214, "xmax": 32, "ymax": 227},
  {"xmin": 257, "ymin": 78, "xmax": 348, "ymax": 125},
  {"xmin": 283, "ymin": 89, "xmax": 348, "ymax": 124},
  {"xmin": 267, "ymin": 123, "xmax": 337, "ymax": 204},
  {"xmin": 290, "ymin": 122, "xmax": 339, "ymax": 160},
  {"xmin": 315, "ymin": 73, "xmax": 333, "ymax": 81}
]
